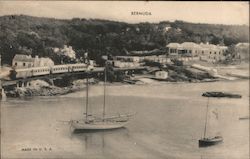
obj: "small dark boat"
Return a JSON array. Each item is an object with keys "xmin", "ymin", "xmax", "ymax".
[
  {"xmin": 239, "ymin": 116, "xmax": 250, "ymax": 120},
  {"xmin": 202, "ymin": 92, "xmax": 241, "ymax": 98},
  {"xmin": 199, "ymin": 136, "xmax": 223, "ymax": 147},
  {"xmin": 199, "ymin": 98, "xmax": 223, "ymax": 147}
]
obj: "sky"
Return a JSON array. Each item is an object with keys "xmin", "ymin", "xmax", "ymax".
[{"xmin": 0, "ymin": 1, "xmax": 249, "ymax": 25}]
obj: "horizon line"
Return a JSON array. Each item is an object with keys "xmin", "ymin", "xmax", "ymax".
[{"xmin": 1, "ymin": 14, "xmax": 249, "ymax": 26}]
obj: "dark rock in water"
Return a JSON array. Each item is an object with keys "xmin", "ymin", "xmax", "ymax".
[{"xmin": 5, "ymin": 90, "xmax": 20, "ymax": 97}]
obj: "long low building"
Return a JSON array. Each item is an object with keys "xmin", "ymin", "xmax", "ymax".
[{"xmin": 166, "ymin": 42, "xmax": 228, "ymax": 62}]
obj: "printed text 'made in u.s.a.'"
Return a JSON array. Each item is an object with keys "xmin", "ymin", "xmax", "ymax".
[
  {"xmin": 21, "ymin": 147, "xmax": 52, "ymax": 152},
  {"xmin": 131, "ymin": 11, "xmax": 152, "ymax": 16}
]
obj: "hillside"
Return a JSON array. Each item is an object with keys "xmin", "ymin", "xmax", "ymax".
[{"xmin": 0, "ymin": 15, "xmax": 249, "ymax": 65}]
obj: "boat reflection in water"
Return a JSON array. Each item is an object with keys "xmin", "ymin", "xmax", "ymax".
[{"xmin": 72, "ymin": 127, "xmax": 129, "ymax": 155}]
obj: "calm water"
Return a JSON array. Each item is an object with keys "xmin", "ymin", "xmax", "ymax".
[{"xmin": 1, "ymin": 80, "xmax": 249, "ymax": 159}]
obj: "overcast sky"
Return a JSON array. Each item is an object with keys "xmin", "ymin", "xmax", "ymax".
[{"xmin": 0, "ymin": 1, "xmax": 249, "ymax": 25}]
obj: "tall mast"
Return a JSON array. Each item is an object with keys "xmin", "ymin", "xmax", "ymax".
[
  {"xmin": 85, "ymin": 72, "xmax": 89, "ymax": 121},
  {"xmin": 203, "ymin": 97, "xmax": 209, "ymax": 138},
  {"xmin": 103, "ymin": 61, "xmax": 106, "ymax": 121}
]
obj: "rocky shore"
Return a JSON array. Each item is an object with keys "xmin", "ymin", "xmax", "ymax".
[{"xmin": 5, "ymin": 79, "xmax": 91, "ymax": 97}]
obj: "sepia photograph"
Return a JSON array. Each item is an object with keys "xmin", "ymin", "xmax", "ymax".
[{"xmin": 0, "ymin": 1, "xmax": 249, "ymax": 159}]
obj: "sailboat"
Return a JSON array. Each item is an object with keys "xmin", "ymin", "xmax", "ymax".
[
  {"xmin": 199, "ymin": 98, "xmax": 223, "ymax": 147},
  {"xmin": 71, "ymin": 63, "xmax": 135, "ymax": 131}
]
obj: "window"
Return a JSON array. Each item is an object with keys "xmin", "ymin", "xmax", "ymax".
[
  {"xmin": 23, "ymin": 63, "xmax": 26, "ymax": 66},
  {"xmin": 214, "ymin": 52, "xmax": 216, "ymax": 54},
  {"xmin": 202, "ymin": 51, "xmax": 204, "ymax": 54},
  {"xmin": 15, "ymin": 62, "xmax": 17, "ymax": 66},
  {"xmin": 210, "ymin": 52, "xmax": 212, "ymax": 54}
]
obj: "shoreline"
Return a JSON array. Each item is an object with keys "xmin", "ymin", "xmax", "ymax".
[
  {"xmin": 1, "ymin": 63, "xmax": 249, "ymax": 98},
  {"xmin": 2, "ymin": 78, "xmax": 249, "ymax": 99}
]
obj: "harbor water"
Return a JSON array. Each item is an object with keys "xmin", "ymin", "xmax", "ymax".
[{"xmin": 1, "ymin": 80, "xmax": 249, "ymax": 159}]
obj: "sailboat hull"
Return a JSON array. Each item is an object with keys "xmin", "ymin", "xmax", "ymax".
[
  {"xmin": 199, "ymin": 136, "xmax": 223, "ymax": 147},
  {"xmin": 71, "ymin": 120, "xmax": 128, "ymax": 130},
  {"xmin": 71, "ymin": 65, "xmax": 135, "ymax": 132}
]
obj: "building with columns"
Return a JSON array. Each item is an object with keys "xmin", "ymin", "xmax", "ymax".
[{"xmin": 166, "ymin": 42, "xmax": 228, "ymax": 62}]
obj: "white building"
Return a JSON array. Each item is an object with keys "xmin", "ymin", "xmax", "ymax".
[
  {"xmin": 12, "ymin": 54, "xmax": 35, "ymax": 68},
  {"xmin": 155, "ymin": 71, "xmax": 168, "ymax": 79},
  {"xmin": 166, "ymin": 42, "xmax": 227, "ymax": 62},
  {"xmin": 180, "ymin": 42, "xmax": 202, "ymax": 57},
  {"xmin": 166, "ymin": 43, "xmax": 182, "ymax": 56},
  {"xmin": 12, "ymin": 54, "xmax": 54, "ymax": 68},
  {"xmin": 113, "ymin": 60, "xmax": 140, "ymax": 68},
  {"xmin": 34, "ymin": 56, "xmax": 54, "ymax": 67},
  {"xmin": 235, "ymin": 43, "xmax": 249, "ymax": 60},
  {"xmin": 115, "ymin": 56, "xmax": 141, "ymax": 63},
  {"xmin": 199, "ymin": 43, "xmax": 227, "ymax": 62}
]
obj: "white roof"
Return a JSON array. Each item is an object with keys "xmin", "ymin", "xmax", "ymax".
[
  {"xmin": 181, "ymin": 42, "xmax": 201, "ymax": 49},
  {"xmin": 166, "ymin": 43, "xmax": 181, "ymax": 48},
  {"xmin": 199, "ymin": 43, "xmax": 218, "ymax": 50},
  {"xmin": 13, "ymin": 54, "xmax": 34, "ymax": 62},
  {"xmin": 167, "ymin": 42, "xmax": 228, "ymax": 51},
  {"xmin": 236, "ymin": 43, "xmax": 249, "ymax": 47}
]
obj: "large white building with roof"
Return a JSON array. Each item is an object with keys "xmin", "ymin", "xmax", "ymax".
[
  {"xmin": 235, "ymin": 42, "xmax": 249, "ymax": 61},
  {"xmin": 199, "ymin": 43, "xmax": 227, "ymax": 62},
  {"xmin": 167, "ymin": 42, "xmax": 202, "ymax": 57},
  {"xmin": 12, "ymin": 54, "xmax": 35, "ymax": 68},
  {"xmin": 166, "ymin": 43, "xmax": 182, "ymax": 56},
  {"xmin": 12, "ymin": 54, "xmax": 54, "ymax": 68},
  {"xmin": 166, "ymin": 42, "xmax": 228, "ymax": 62}
]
